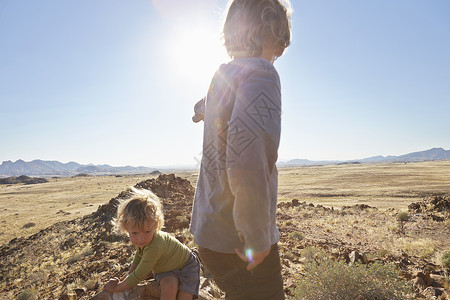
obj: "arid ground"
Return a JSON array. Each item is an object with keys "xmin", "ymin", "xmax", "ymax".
[{"xmin": 1, "ymin": 161, "xmax": 449, "ymax": 299}]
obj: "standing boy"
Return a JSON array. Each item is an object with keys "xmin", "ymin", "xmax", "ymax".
[{"xmin": 190, "ymin": 0, "xmax": 292, "ymax": 299}]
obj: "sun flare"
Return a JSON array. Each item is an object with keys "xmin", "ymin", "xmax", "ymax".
[{"xmin": 167, "ymin": 26, "xmax": 229, "ymax": 87}]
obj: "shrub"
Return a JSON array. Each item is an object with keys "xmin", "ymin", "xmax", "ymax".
[
  {"xmin": 67, "ymin": 253, "xmax": 83, "ymax": 264},
  {"xmin": 16, "ymin": 289, "xmax": 37, "ymax": 300},
  {"xmin": 284, "ymin": 220, "xmax": 294, "ymax": 226},
  {"xmin": 397, "ymin": 212, "xmax": 410, "ymax": 222},
  {"xmin": 291, "ymin": 247, "xmax": 412, "ymax": 300},
  {"xmin": 443, "ymin": 251, "xmax": 450, "ymax": 269},
  {"xmin": 288, "ymin": 231, "xmax": 304, "ymax": 241},
  {"xmin": 22, "ymin": 222, "xmax": 36, "ymax": 229},
  {"xmin": 397, "ymin": 212, "xmax": 410, "ymax": 234}
]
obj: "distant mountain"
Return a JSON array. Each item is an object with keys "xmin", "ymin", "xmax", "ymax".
[
  {"xmin": 280, "ymin": 158, "xmax": 340, "ymax": 166},
  {"xmin": 279, "ymin": 148, "xmax": 450, "ymax": 166},
  {"xmin": 2, "ymin": 148, "xmax": 449, "ymax": 176},
  {"xmin": 0, "ymin": 160, "xmax": 158, "ymax": 177},
  {"xmin": 394, "ymin": 148, "xmax": 450, "ymax": 162},
  {"xmin": 355, "ymin": 148, "xmax": 450, "ymax": 163}
]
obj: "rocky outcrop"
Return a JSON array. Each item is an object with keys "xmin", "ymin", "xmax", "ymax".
[
  {"xmin": 0, "ymin": 174, "xmax": 214, "ymax": 299},
  {"xmin": 408, "ymin": 195, "xmax": 450, "ymax": 221},
  {"xmin": 0, "ymin": 175, "xmax": 48, "ymax": 185}
]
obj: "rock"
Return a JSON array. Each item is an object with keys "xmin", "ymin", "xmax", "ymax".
[
  {"xmin": 91, "ymin": 279, "xmax": 216, "ymax": 300},
  {"xmin": 59, "ymin": 294, "xmax": 71, "ymax": 300},
  {"xmin": 91, "ymin": 292, "xmax": 112, "ymax": 300},
  {"xmin": 430, "ymin": 214, "xmax": 445, "ymax": 222},
  {"xmin": 349, "ymin": 250, "xmax": 368, "ymax": 265},
  {"xmin": 341, "ymin": 204, "xmax": 375, "ymax": 210},
  {"xmin": 422, "ymin": 286, "xmax": 444, "ymax": 298},
  {"xmin": 423, "ymin": 272, "xmax": 434, "ymax": 287},
  {"xmin": 0, "ymin": 175, "xmax": 48, "ymax": 185},
  {"xmin": 91, "ymin": 282, "xmax": 159, "ymax": 300},
  {"xmin": 413, "ymin": 275, "xmax": 427, "ymax": 290},
  {"xmin": 430, "ymin": 274, "xmax": 446, "ymax": 287},
  {"xmin": 408, "ymin": 195, "xmax": 450, "ymax": 219},
  {"xmin": 414, "ymin": 271, "xmax": 434, "ymax": 287},
  {"xmin": 74, "ymin": 287, "xmax": 86, "ymax": 297},
  {"xmin": 349, "ymin": 250, "xmax": 359, "ymax": 264}
]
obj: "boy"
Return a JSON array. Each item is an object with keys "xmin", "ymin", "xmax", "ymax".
[
  {"xmin": 104, "ymin": 188, "xmax": 200, "ymax": 300},
  {"xmin": 190, "ymin": 0, "xmax": 292, "ymax": 299}
]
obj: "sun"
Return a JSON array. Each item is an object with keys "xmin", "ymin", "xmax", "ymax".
[{"xmin": 166, "ymin": 25, "xmax": 229, "ymax": 88}]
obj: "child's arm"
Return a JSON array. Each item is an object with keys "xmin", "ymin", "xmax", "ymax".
[
  {"xmin": 104, "ymin": 263, "xmax": 137, "ymax": 293},
  {"xmin": 192, "ymin": 97, "xmax": 206, "ymax": 123},
  {"xmin": 120, "ymin": 264, "xmax": 137, "ymax": 281},
  {"xmin": 104, "ymin": 277, "xmax": 131, "ymax": 293}
]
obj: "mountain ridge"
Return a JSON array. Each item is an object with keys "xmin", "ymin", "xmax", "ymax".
[
  {"xmin": 1, "ymin": 148, "xmax": 449, "ymax": 176},
  {"xmin": 279, "ymin": 147, "xmax": 450, "ymax": 166},
  {"xmin": 0, "ymin": 159, "xmax": 158, "ymax": 177}
]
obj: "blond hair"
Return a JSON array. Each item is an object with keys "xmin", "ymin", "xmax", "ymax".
[
  {"xmin": 223, "ymin": 0, "xmax": 292, "ymax": 58},
  {"xmin": 115, "ymin": 187, "xmax": 164, "ymax": 234}
]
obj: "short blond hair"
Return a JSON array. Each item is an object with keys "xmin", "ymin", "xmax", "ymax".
[
  {"xmin": 223, "ymin": 0, "xmax": 292, "ymax": 58},
  {"xmin": 115, "ymin": 188, "xmax": 164, "ymax": 234}
]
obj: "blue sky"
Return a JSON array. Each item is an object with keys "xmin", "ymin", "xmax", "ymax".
[{"xmin": 1, "ymin": 0, "xmax": 449, "ymax": 167}]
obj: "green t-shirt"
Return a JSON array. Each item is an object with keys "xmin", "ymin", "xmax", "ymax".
[{"xmin": 125, "ymin": 231, "xmax": 191, "ymax": 287}]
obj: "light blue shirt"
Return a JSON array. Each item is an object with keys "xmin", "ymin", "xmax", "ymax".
[{"xmin": 190, "ymin": 57, "xmax": 281, "ymax": 253}]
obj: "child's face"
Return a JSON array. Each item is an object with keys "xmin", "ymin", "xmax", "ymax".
[{"xmin": 125, "ymin": 221, "xmax": 155, "ymax": 248}]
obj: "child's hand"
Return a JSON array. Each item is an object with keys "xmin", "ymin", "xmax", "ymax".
[
  {"xmin": 192, "ymin": 97, "xmax": 205, "ymax": 123},
  {"xmin": 104, "ymin": 277, "xmax": 119, "ymax": 292},
  {"xmin": 235, "ymin": 246, "xmax": 271, "ymax": 271}
]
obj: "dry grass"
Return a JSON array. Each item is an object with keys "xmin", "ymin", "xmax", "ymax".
[
  {"xmin": 0, "ymin": 174, "xmax": 157, "ymax": 244},
  {"xmin": 1, "ymin": 160, "xmax": 449, "ymax": 245},
  {"xmin": 1, "ymin": 166, "xmax": 449, "ymax": 299},
  {"xmin": 277, "ymin": 160, "xmax": 450, "ymax": 209}
]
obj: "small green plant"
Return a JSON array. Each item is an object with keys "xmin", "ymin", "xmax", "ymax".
[
  {"xmin": 16, "ymin": 289, "xmax": 37, "ymax": 300},
  {"xmin": 442, "ymin": 251, "xmax": 450, "ymax": 269},
  {"xmin": 397, "ymin": 212, "xmax": 410, "ymax": 234},
  {"xmin": 288, "ymin": 231, "xmax": 304, "ymax": 241},
  {"xmin": 282, "ymin": 250, "xmax": 295, "ymax": 260},
  {"xmin": 292, "ymin": 247, "xmax": 412, "ymax": 300},
  {"xmin": 82, "ymin": 247, "xmax": 94, "ymax": 257},
  {"xmin": 284, "ymin": 220, "xmax": 294, "ymax": 226},
  {"xmin": 377, "ymin": 249, "xmax": 389, "ymax": 258},
  {"xmin": 67, "ymin": 253, "xmax": 83, "ymax": 264},
  {"xmin": 84, "ymin": 274, "xmax": 100, "ymax": 290},
  {"xmin": 397, "ymin": 212, "xmax": 410, "ymax": 222}
]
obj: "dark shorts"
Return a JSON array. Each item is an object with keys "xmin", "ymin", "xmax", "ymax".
[
  {"xmin": 198, "ymin": 244, "xmax": 285, "ymax": 300},
  {"xmin": 154, "ymin": 252, "xmax": 201, "ymax": 297}
]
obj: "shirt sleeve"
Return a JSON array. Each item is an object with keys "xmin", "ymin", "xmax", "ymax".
[
  {"xmin": 131, "ymin": 249, "xmax": 141, "ymax": 267},
  {"xmin": 226, "ymin": 67, "xmax": 281, "ymax": 252},
  {"xmin": 126, "ymin": 246, "xmax": 162, "ymax": 287}
]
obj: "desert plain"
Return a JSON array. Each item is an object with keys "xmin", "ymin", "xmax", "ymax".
[
  {"xmin": 0, "ymin": 160, "xmax": 449, "ymax": 299},
  {"xmin": 1, "ymin": 160, "xmax": 449, "ymax": 245}
]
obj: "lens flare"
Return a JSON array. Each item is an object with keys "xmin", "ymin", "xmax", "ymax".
[{"xmin": 245, "ymin": 248, "xmax": 254, "ymax": 262}]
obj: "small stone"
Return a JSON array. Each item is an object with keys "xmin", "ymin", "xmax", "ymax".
[
  {"xmin": 413, "ymin": 276, "xmax": 426, "ymax": 290},
  {"xmin": 349, "ymin": 250, "xmax": 360, "ymax": 264},
  {"xmin": 74, "ymin": 288, "xmax": 86, "ymax": 297},
  {"xmin": 422, "ymin": 286, "xmax": 444, "ymax": 298}
]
